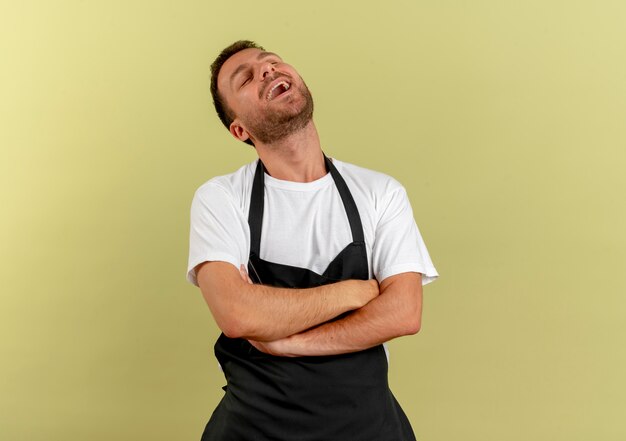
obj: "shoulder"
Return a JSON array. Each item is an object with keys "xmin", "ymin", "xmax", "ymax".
[
  {"xmin": 332, "ymin": 158, "xmax": 407, "ymax": 203},
  {"xmin": 191, "ymin": 160, "xmax": 258, "ymax": 210}
]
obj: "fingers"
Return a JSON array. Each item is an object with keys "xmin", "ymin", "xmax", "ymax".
[
  {"xmin": 240, "ymin": 264, "xmax": 253, "ymax": 284},
  {"xmin": 248, "ymin": 340, "xmax": 268, "ymax": 353}
]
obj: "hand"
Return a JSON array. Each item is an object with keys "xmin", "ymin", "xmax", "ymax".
[
  {"xmin": 248, "ymin": 335, "xmax": 299, "ymax": 357},
  {"xmin": 366, "ymin": 278, "xmax": 380, "ymax": 302},
  {"xmin": 352, "ymin": 278, "xmax": 380, "ymax": 307},
  {"xmin": 239, "ymin": 264, "xmax": 253, "ymax": 284}
]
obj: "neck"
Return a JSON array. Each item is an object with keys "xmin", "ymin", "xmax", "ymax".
[{"xmin": 253, "ymin": 120, "xmax": 326, "ymax": 182}]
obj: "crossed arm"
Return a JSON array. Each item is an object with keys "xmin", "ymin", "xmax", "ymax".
[
  {"xmin": 195, "ymin": 261, "xmax": 422, "ymax": 357},
  {"xmin": 195, "ymin": 261, "xmax": 380, "ymax": 341}
]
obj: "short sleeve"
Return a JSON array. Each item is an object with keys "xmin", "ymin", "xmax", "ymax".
[
  {"xmin": 371, "ymin": 185, "xmax": 439, "ymax": 285},
  {"xmin": 186, "ymin": 183, "xmax": 249, "ymax": 287}
]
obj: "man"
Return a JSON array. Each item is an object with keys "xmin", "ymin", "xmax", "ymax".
[{"xmin": 187, "ymin": 40, "xmax": 439, "ymax": 440}]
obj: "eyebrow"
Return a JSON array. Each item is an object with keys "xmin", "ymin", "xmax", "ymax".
[{"xmin": 229, "ymin": 51, "xmax": 280, "ymax": 87}]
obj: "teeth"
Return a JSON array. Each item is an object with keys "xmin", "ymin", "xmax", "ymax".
[{"xmin": 267, "ymin": 81, "xmax": 290, "ymax": 100}]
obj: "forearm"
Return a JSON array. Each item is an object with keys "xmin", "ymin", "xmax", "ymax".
[
  {"xmin": 250, "ymin": 272, "xmax": 422, "ymax": 357},
  {"xmin": 197, "ymin": 262, "xmax": 378, "ymax": 341},
  {"xmin": 232, "ymin": 279, "xmax": 375, "ymax": 341}
]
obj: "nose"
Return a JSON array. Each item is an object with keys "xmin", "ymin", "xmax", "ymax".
[{"xmin": 259, "ymin": 61, "xmax": 275, "ymax": 81}]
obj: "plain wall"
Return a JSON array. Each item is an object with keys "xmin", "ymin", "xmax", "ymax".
[{"xmin": 1, "ymin": 1, "xmax": 624, "ymax": 440}]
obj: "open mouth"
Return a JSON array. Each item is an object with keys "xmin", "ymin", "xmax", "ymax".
[{"xmin": 266, "ymin": 80, "xmax": 291, "ymax": 101}]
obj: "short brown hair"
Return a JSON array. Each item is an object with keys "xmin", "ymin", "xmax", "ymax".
[{"xmin": 210, "ymin": 40, "xmax": 265, "ymax": 146}]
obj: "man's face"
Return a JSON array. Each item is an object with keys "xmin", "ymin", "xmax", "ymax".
[{"xmin": 217, "ymin": 48, "xmax": 314, "ymax": 145}]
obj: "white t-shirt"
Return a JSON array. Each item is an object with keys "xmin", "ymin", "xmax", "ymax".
[{"xmin": 187, "ymin": 158, "xmax": 438, "ymax": 287}]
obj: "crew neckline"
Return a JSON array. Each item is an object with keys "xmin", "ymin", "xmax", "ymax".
[{"xmin": 260, "ymin": 158, "xmax": 341, "ymax": 192}]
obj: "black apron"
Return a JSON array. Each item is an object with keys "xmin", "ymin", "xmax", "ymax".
[{"xmin": 201, "ymin": 155, "xmax": 416, "ymax": 441}]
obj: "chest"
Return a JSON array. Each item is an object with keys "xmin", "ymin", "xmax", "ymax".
[{"xmin": 251, "ymin": 185, "xmax": 375, "ymax": 277}]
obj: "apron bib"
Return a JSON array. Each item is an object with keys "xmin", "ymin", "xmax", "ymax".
[{"xmin": 201, "ymin": 155, "xmax": 416, "ymax": 441}]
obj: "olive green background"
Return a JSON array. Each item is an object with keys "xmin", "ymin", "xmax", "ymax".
[{"xmin": 1, "ymin": 1, "xmax": 624, "ymax": 440}]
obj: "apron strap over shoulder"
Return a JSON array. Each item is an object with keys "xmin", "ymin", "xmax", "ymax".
[
  {"xmin": 324, "ymin": 154, "xmax": 365, "ymax": 244},
  {"xmin": 248, "ymin": 159, "xmax": 265, "ymax": 258}
]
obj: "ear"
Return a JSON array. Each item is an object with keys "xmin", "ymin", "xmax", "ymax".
[{"xmin": 229, "ymin": 120, "xmax": 250, "ymax": 143}]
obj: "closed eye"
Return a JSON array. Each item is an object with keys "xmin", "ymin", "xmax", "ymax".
[{"xmin": 240, "ymin": 75, "xmax": 252, "ymax": 88}]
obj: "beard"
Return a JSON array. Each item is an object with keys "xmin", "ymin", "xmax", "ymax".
[{"xmin": 243, "ymin": 78, "xmax": 315, "ymax": 145}]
